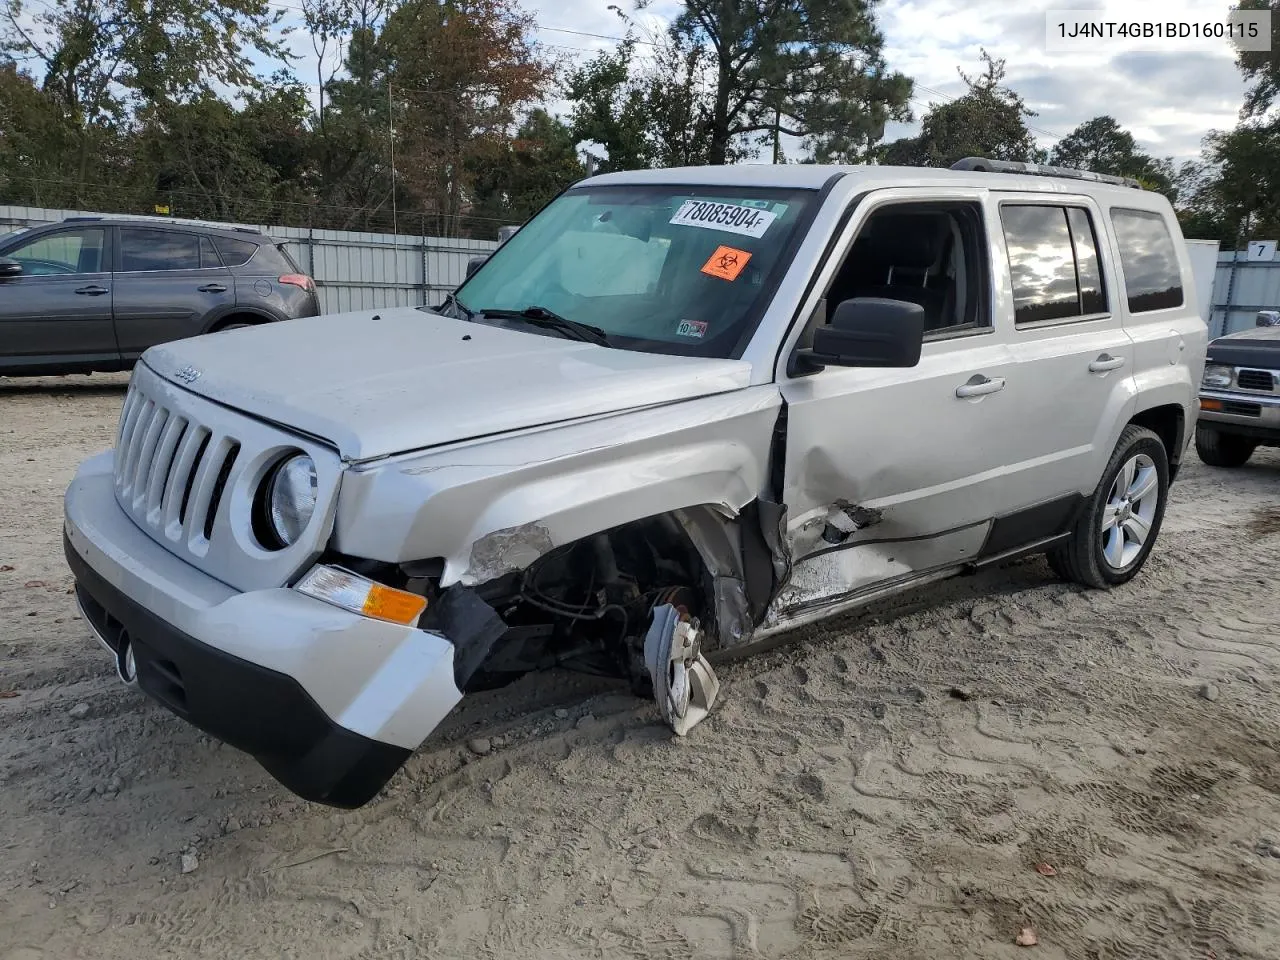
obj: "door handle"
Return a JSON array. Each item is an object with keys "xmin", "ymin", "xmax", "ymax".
[
  {"xmin": 1088, "ymin": 353, "xmax": 1126, "ymax": 373},
  {"xmin": 955, "ymin": 374, "xmax": 1006, "ymax": 399},
  {"xmin": 197, "ymin": 283, "xmax": 228, "ymax": 293},
  {"xmin": 74, "ymin": 284, "xmax": 109, "ymax": 296}
]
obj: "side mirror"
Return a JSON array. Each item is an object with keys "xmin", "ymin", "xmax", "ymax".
[
  {"xmin": 465, "ymin": 255, "xmax": 488, "ymax": 280},
  {"xmin": 794, "ymin": 297, "xmax": 925, "ymax": 371},
  {"xmin": 0, "ymin": 256, "xmax": 22, "ymax": 278},
  {"xmin": 497, "ymin": 224, "xmax": 520, "ymax": 244}
]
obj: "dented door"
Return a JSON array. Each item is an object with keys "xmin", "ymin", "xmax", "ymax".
[{"xmin": 766, "ymin": 187, "xmax": 1035, "ymax": 625}]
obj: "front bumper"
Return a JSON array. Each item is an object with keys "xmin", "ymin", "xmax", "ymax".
[
  {"xmin": 63, "ymin": 451, "xmax": 464, "ymax": 808},
  {"xmin": 1198, "ymin": 390, "xmax": 1280, "ymax": 444}
]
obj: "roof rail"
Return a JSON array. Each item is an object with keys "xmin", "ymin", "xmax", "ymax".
[
  {"xmin": 951, "ymin": 157, "xmax": 1145, "ymax": 189},
  {"xmin": 58, "ymin": 212, "xmax": 266, "ymax": 232}
]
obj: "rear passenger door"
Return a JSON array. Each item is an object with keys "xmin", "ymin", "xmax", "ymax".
[
  {"xmin": 993, "ymin": 195, "xmax": 1137, "ymax": 500},
  {"xmin": 111, "ymin": 227, "xmax": 235, "ymax": 360}
]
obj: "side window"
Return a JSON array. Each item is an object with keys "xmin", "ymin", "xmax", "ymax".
[
  {"xmin": 1109, "ymin": 208, "xmax": 1184, "ymax": 313},
  {"xmin": 212, "ymin": 236, "xmax": 258, "ymax": 267},
  {"xmin": 6, "ymin": 228, "xmax": 105, "ymax": 276},
  {"xmin": 1066, "ymin": 208, "xmax": 1107, "ymax": 314},
  {"xmin": 199, "ymin": 236, "xmax": 223, "ymax": 269},
  {"xmin": 120, "ymin": 229, "xmax": 201, "ymax": 272},
  {"xmin": 820, "ymin": 201, "xmax": 989, "ymax": 336},
  {"xmin": 1001, "ymin": 204, "xmax": 1109, "ymax": 325}
]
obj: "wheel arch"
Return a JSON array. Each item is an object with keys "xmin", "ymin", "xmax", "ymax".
[
  {"xmin": 201, "ymin": 306, "xmax": 282, "ymax": 334},
  {"xmin": 1129, "ymin": 402, "xmax": 1186, "ymax": 478}
]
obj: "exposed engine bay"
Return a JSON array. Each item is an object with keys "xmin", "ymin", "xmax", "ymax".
[
  {"xmin": 326, "ymin": 513, "xmax": 725, "ymax": 732},
  {"xmin": 460, "ymin": 514, "xmax": 709, "ymax": 693}
]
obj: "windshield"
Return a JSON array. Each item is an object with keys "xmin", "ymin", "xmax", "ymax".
[{"xmin": 454, "ymin": 184, "xmax": 816, "ymax": 357}]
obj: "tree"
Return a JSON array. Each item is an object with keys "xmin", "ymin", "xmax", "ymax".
[
  {"xmin": 878, "ymin": 51, "xmax": 1043, "ymax": 167},
  {"xmin": 1206, "ymin": 119, "xmax": 1280, "ymax": 244},
  {"xmin": 1, "ymin": 0, "xmax": 290, "ymax": 204},
  {"xmin": 469, "ymin": 109, "xmax": 584, "ymax": 227},
  {"xmin": 667, "ymin": 0, "xmax": 912, "ymax": 164},
  {"xmin": 379, "ymin": 0, "xmax": 552, "ymax": 235},
  {"xmin": 301, "ymin": 0, "xmax": 355, "ymax": 136},
  {"xmin": 138, "ymin": 75, "xmax": 315, "ymax": 223},
  {"xmin": 566, "ymin": 38, "xmax": 656, "ymax": 173},
  {"xmin": 1, "ymin": 0, "xmax": 290, "ymax": 121},
  {"xmin": 1173, "ymin": 158, "xmax": 1233, "ymax": 243},
  {"xmin": 1049, "ymin": 116, "xmax": 1174, "ymax": 195},
  {"xmin": 1235, "ymin": 0, "xmax": 1279, "ymax": 117}
]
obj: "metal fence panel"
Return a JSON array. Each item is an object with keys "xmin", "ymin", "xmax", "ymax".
[
  {"xmin": 1210, "ymin": 252, "xmax": 1280, "ymax": 337},
  {"xmin": 0, "ymin": 205, "xmax": 498, "ymax": 315}
]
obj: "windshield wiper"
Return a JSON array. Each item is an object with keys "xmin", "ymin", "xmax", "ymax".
[{"xmin": 478, "ymin": 305, "xmax": 611, "ymax": 347}]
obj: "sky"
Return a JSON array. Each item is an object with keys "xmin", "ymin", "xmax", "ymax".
[{"xmin": 265, "ymin": 0, "xmax": 1251, "ymax": 164}]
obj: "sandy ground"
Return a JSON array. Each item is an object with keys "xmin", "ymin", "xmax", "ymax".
[{"xmin": 3, "ymin": 373, "xmax": 1280, "ymax": 960}]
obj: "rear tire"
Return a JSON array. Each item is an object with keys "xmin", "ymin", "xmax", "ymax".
[
  {"xmin": 1047, "ymin": 425, "xmax": 1169, "ymax": 589},
  {"xmin": 1194, "ymin": 425, "xmax": 1255, "ymax": 467}
]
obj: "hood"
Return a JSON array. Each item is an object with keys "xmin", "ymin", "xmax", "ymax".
[
  {"xmin": 1207, "ymin": 324, "xmax": 1280, "ymax": 370},
  {"xmin": 143, "ymin": 307, "xmax": 753, "ymax": 461},
  {"xmin": 1218, "ymin": 325, "xmax": 1280, "ymax": 343}
]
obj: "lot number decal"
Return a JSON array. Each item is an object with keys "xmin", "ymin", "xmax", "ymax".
[{"xmin": 670, "ymin": 200, "xmax": 777, "ymax": 238}]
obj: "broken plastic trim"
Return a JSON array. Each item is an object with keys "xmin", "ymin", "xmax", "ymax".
[{"xmin": 643, "ymin": 603, "xmax": 721, "ymax": 736}]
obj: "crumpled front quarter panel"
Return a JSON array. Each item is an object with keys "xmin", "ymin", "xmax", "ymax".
[{"xmin": 332, "ymin": 388, "xmax": 783, "ymax": 585}]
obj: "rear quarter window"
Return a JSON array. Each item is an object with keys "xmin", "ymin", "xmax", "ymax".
[
  {"xmin": 212, "ymin": 236, "xmax": 259, "ymax": 267},
  {"xmin": 1109, "ymin": 208, "xmax": 1184, "ymax": 313}
]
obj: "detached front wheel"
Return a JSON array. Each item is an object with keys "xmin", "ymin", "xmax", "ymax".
[{"xmin": 1047, "ymin": 425, "xmax": 1170, "ymax": 589}]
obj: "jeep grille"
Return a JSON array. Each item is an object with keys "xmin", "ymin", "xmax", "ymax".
[{"xmin": 109, "ymin": 362, "xmax": 342, "ymax": 592}]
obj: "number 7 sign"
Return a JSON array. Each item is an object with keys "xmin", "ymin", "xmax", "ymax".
[{"xmin": 1247, "ymin": 241, "xmax": 1277, "ymax": 261}]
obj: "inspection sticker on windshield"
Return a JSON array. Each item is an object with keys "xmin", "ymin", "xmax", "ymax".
[
  {"xmin": 670, "ymin": 199, "xmax": 777, "ymax": 238},
  {"xmin": 701, "ymin": 245, "xmax": 752, "ymax": 282},
  {"xmin": 676, "ymin": 319, "xmax": 708, "ymax": 338}
]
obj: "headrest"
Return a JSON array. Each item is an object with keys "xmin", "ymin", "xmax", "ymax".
[{"xmin": 865, "ymin": 213, "xmax": 946, "ymax": 269}]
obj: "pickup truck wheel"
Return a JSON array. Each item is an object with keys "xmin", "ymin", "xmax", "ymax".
[
  {"xmin": 1047, "ymin": 425, "xmax": 1169, "ymax": 589},
  {"xmin": 1194, "ymin": 425, "xmax": 1255, "ymax": 467}
]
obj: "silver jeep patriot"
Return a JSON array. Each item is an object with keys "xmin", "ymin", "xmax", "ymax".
[{"xmin": 64, "ymin": 159, "xmax": 1208, "ymax": 807}]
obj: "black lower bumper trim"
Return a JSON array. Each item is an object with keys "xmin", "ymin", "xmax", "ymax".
[
  {"xmin": 1197, "ymin": 419, "xmax": 1280, "ymax": 446},
  {"xmin": 64, "ymin": 532, "xmax": 410, "ymax": 808}
]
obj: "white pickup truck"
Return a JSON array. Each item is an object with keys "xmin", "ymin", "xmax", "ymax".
[{"xmin": 64, "ymin": 158, "xmax": 1208, "ymax": 807}]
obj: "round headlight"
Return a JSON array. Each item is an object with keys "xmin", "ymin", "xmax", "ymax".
[{"xmin": 266, "ymin": 454, "xmax": 318, "ymax": 547}]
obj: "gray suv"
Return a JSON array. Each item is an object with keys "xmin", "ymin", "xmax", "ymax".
[{"xmin": 0, "ymin": 216, "xmax": 320, "ymax": 377}]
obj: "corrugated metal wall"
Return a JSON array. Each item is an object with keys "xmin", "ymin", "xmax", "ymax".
[
  {"xmin": 1211, "ymin": 250, "xmax": 1280, "ymax": 337},
  {"xmin": 0, "ymin": 205, "xmax": 498, "ymax": 314}
]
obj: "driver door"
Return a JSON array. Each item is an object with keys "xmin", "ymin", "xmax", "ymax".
[
  {"xmin": 0, "ymin": 226, "xmax": 118, "ymax": 373},
  {"xmin": 766, "ymin": 188, "xmax": 1036, "ymax": 628}
]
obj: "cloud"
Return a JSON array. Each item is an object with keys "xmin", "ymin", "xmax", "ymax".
[{"xmin": 875, "ymin": 0, "xmax": 1249, "ymax": 161}]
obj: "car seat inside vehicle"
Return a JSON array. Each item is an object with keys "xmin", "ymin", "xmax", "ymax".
[{"xmin": 825, "ymin": 206, "xmax": 980, "ymax": 333}]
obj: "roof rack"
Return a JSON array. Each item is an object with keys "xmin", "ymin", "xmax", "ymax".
[
  {"xmin": 63, "ymin": 215, "xmax": 103, "ymax": 222},
  {"xmin": 951, "ymin": 157, "xmax": 1145, "ymax": 189}
]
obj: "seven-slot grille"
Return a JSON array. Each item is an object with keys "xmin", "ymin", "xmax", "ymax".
[
  {"xmin": 113, "ymin": 383, "xmax": 241, "ymax": 554},
  {"xmin": 1236, "ymin": 368, "xmax": 1276, "ymax": 392}
]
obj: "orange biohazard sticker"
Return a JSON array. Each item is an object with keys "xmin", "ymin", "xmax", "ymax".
[{"xmin": 700, "ymin": 245, "xmax": 752, "ymax": 282}]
